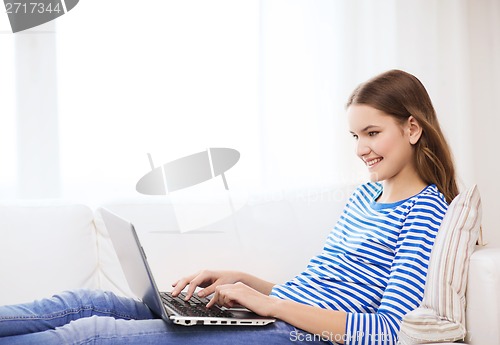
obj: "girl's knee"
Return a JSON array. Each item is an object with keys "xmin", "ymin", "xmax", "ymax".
[{"xmin": 53, "ymin": 315, "xmax": 113, "ymax": 343}]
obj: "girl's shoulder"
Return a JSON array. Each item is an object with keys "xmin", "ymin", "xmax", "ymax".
[
  {"xmin": 411, "ymin": 184, "xmax": 449, "ymax": 215},
  {"xmin": 413, "ymin": 184, "xmax": 448, "ymax": 205}
]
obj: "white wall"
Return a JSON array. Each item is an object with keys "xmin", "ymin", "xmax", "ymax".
[{"xmin": 466, "ymin": 1, "xmax": 500, "ymax": 245}]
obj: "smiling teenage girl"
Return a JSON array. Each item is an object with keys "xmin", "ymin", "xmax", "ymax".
[
  {"xmin": 0, "ymin": 70, "xmax": 457, "ymax": 344},
  {"xmin": 346, "ymin": 70, "xmax": 457, "ymax": 204}
]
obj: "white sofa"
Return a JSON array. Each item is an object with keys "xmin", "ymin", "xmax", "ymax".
[{"xmin": 1, "ymin": 185, "xmax": 499, "ymax": 344}]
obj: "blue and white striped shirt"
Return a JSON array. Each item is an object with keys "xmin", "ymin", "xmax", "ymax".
[{"xmin": 271, "ymin": 182, "xmax": 448, "ymax": 344}]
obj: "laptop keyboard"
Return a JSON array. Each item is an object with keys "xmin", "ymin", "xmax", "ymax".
[{"xmin": 161, "ymin": 292, "xmax": 235, "ymax": 318}]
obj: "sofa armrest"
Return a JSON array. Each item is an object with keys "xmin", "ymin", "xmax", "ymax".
[
  {"xmin": 465, "ymin": 246, "xmax": 500, "ymax": 344},
  {"xmin": 0, "ymin": 201, "xmax": 99, "ymax": 305}
]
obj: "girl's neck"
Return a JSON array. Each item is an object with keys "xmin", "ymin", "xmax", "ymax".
[{"xmin": 377, "ymin": 175, "xmax": 428, "ymax": 203}]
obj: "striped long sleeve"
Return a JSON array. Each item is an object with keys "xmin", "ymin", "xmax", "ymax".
[{"xmin": 270, "ymin": 182, "xmax": 448, "ymax": 344}]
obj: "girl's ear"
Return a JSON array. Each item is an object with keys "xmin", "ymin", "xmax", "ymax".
[{"xmin": 408, "ymin": 116, "xmax": 423, "ymax": 145}]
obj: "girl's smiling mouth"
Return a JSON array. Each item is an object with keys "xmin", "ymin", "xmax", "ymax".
[{"xmin": 365, "ymin": 157, "xmax": 383, "ymax": 167}]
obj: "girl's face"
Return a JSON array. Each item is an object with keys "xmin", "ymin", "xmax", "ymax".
[{"xmin": 347, "ymin": 104, "xmax": 420, "ymax": 184}]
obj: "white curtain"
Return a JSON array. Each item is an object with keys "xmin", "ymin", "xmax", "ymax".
[
  {"xmin": 2, "ymin": 0, "xmax": 499, "ymax": 241},
  {"xmin": 0, "ymin": 34, "xmax": 16, "ymax": 197}
]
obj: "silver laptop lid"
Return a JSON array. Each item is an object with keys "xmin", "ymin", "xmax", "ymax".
[{"xmin": 99, "ymin": 207, "xmax": 169, "ymax": 320}]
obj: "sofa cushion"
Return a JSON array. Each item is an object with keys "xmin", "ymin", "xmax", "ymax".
[
  {"xmin": 0, "ymin": 201, "xmax": 99, "ymax": 305},
  {"xmin": 398, "ymin": 185, "xmax": 482, "ymax": 344}
]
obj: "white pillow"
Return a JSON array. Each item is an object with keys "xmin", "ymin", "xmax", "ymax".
[{"xmin": 398, "ymin": 185, "xmax": 482, "ymax": 344}]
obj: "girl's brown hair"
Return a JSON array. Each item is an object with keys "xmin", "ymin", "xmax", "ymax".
[{"xmin": 346, "ymin": 69, "xmax": 458, "ymax": 204}]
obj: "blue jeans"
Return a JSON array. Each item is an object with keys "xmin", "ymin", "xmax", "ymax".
[{"xmin": 0, "ymin": 289, "xmax": 327, "ymax": 344}]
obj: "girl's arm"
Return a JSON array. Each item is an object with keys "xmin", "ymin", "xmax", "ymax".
[
  {"xmin": 273, "ymin": 299, "xmax": 347, "ymax": 343},
  {"xmin": 236, "ymin": 272, "xmax": 275, "ymax": 295},
  {"xmin": 206, "ymin": 282, "xmax": 348, "ymax": 343},
  {"xmin": 171, "ymin": 270, "xmax": 275, "ymax": 299}
]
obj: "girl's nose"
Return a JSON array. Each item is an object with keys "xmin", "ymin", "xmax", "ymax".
[{"xmin": 356, "ymin": 139, "xmax": 371, "ymax": 157}]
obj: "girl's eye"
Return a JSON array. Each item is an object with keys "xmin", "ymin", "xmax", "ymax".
[
  {"xmin": 351, "ymin": 134, "xmax": 358, "ymax": 140},
  {"xmin": 368, "ymin": 131, "xmax": 378, "ymax": 137}
]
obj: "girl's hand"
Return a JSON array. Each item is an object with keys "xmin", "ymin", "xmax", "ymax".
[
  {"xmin": 171, "ymin": 270, "xmax": 242, "ymax": 300},
  {"xmin": 206, "ymin": 282, "xmax": 277, "ymax": 317}
]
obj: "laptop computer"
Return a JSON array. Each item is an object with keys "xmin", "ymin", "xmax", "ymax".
[{"xmin": 99, "ymin": 207, "xmax": 276, "ymax": 326}]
